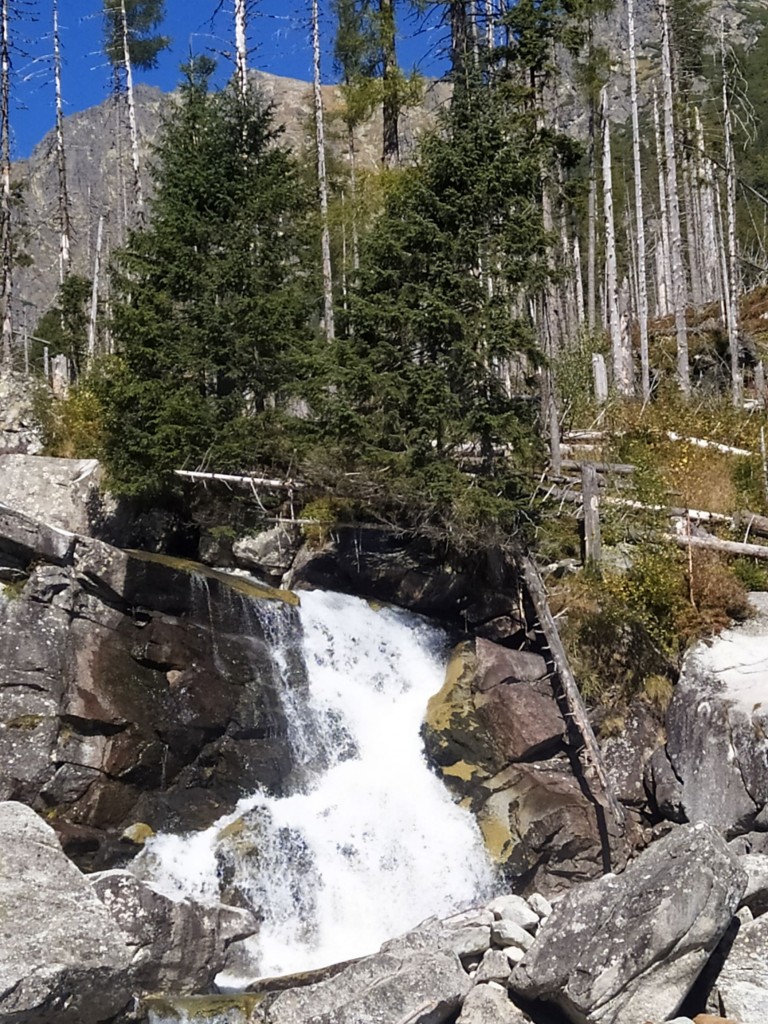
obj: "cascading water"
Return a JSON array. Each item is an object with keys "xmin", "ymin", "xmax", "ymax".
[{"xmin": 141, "ymin": 588, "xmax": 494, "ymax": 981}]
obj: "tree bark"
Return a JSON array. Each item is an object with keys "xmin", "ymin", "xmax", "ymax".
[
  {"xmin": 120, "ymin": 0, "xmax": 144, "ymax": 220},
  {"xmin": 721, "ymin": 25, "xmax": 741, "ymax": 406},
  {"xmin": 0, "ymin": 0, "xmax": 12, "ymax": 366},
  {"xmin": 312, "ymin": 0, "xmax": 335, "ymax": 343},
  {"xmin": 627, "ymin": 0, "xmax": 649, "ymax": 400},
  {"xmin": 659, "ymin": 0, "xmax": 690, "ymax": 393},
  {"xmin": 53, "ymin": 0, "xmax": 71, "ymax": 286},
  {"xmin": 652, "ymin": 87, "xmax": 671, "ymax": 316},
  {"xmin": 87, "ymin": 215, "xmax": 104, "ymax": 367},
  {"xmin": 234, "ymin": 0, "xmax": 248, "ymax": 102},
  {"xmin": 601, "ymin": 90, "xmax": 629, "ymax": 394}
]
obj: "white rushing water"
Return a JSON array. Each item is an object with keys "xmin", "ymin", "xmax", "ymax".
[{"xmin": 142, "ymin": 589, "xmax": 494, "ymax": 980}]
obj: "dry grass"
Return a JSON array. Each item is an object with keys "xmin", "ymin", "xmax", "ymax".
[{"xmin": 642, "ymin": 674, "xmax": 674, "ymax": 713}]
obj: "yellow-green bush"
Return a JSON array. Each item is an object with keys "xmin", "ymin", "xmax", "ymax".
[{"xmin": 33, "ymin": 385, "xmax": 104, "ymax": 460}]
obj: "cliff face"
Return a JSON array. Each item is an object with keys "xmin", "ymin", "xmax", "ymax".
[
  {"xmin": 12, "ymin": 72, "xmax": 450, "ymax": 329},
  {"xmin": 10, "ymin": 0, "xmax": 767, "ymax": 332}
]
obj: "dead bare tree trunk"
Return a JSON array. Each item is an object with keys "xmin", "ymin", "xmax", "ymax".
[
  {"xmin": 683, "ymin": 147, "xmax": 703, "ymax": 307},
  {"xmin": 234, "ymin": 0, "xmax": 248, "ymax": 102},
  {"xmin": 652, "ymin": 87, "xmax": 672, "ymax": 316},
  {"xmin": 120, "ymin": 0, "xmax": 144, "ymax": 220},
  {"xmin": 602, "ymin": 90, "xmax": 630, "ymax": 395},
  {"xmin": 659, "ymin": 0, "xmax": 690, "ymax": 393},
  {"xmin": 53, "ymin": 0, "xmax": 71, "ymax": 286},
  {"xmin": 695, "ymin": 108, "xmax": 720, "ymax": 304},
  {"xmin": 587, "ymin": 103, "xmax": 597, "ymax": 332},
  {"xmin": 312, "ymin": 0, "xmax": 335, "ymax": 343},
  {"xmin": 721, "ymin": 24, "xmax": 741, "ymax": 406},
  {"xmin": 627, "ymin": 0, "xmax": 649, "ymax": 400},
  {"xmin": 87, "ymin": 215, "xmax": 104, "ymax": 367}
]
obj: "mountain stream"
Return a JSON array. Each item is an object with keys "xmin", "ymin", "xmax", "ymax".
[{"xmin": 139, "ymin": 588, "xmax": 494, "ymax": 983}]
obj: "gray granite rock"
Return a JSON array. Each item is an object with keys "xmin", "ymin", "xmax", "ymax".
[
  {"xmin": 0, "ymin": 801, "xmax": 132, "ymax": 1023},
  {"xmin": 233, "ymin": 526, "xmax": 301, "ymax": 582},
  {"xmin": 711, "ymin": 912, "xmax": 768, "ymax": 1024},
  {"xmin": 665, "ymin": 616, "xmax": 768, "ymax": 837},
  {"xmin": 509, "ymin": 822, "xmax": 746, "ymax": 1024},
  {"xmin": 265, "ymin": 949, "xmax": 471, "ymax": 1024},
  {"xmin": 456, "ymin": 983, "xmax": 528, "ymax": 1024},
  {"xmin": 486, "ymin": 894, "xmax": 539, "ymax": 932},
  {"xmin": 90, "ymin": 869, "xmax": 257, "ymax": 994},
  {"xmin": 491, "ymin": 919, "xmax": 535, "ymax": 951}
]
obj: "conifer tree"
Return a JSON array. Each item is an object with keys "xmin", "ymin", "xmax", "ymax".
[
  {"xmin": 96, "ymin": 59, "xmax": 315, "ymax": 496},
  {"xmin": 324, "ymin": 58, "xmax": 554, "ymax": 477}
]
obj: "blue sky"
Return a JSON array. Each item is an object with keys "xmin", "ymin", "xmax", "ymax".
[{"xmin": 12, "ymin": 1, "xmax": 446, "ymax": 159}]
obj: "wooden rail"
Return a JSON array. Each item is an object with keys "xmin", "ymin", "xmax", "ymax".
[{"xmin": 521, "ymin": 555, "xmax": 626, "ymax": 840}]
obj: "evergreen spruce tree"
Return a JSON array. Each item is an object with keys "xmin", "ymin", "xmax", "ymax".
[
  {"xmin": 103, "ymin": 0, "xmax": 169, "ymax": 71},
  {"xmin": 96, "ymin": 59, "xmax": 315, "ymax": 496},
  {"xmin": 34, "ymin": 274, "xmax": 92, "ymax": 372},
  {"xmin": 322, "ymin": 65, "xmax": 556, "ymax": 493}
]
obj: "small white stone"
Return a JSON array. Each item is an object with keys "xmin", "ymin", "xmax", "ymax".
[
  {"xmin": 491, "ymin": 919, "xmax": 535, "ymax": 951},
  {"xmin": 487, "ymin": 894, "xmax": 540, "ymax": 932},
  {"xmin": 502, "ymin": 945, "xmax": 526, "ymax": 965},
  {"xmin": 526, "ymin": 892, "xmax": 553, "ymax": 920}
]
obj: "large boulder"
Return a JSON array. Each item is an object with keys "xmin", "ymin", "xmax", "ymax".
[
  {"xmin": 233, "ymin": 526, "xmax": 302, "ymax": 584},
  {"xmin": 663, "ymin": 612, "xmax": 768, "ymax": 837},
  {"xmin": 422, "ymin": 641, "xmax": 564, "ymax": 795},
  {"xmin": 90, "ymin": 869, "xmax": 257, "ymax": 994},
  {"xmin": 0, "ymin": 802, "xmax": 132, "ymax": 1023},
  {"xmin": 710, "ymin": 912, "xmax": 768, "ymax": 1024},
  {"xmin": 602, "ymin": 702, "xmax": 665, "ymax": 809},
  {"xmin": 456, "ymin": 984, "xmax": 528, "ymax": 1024},
  {"xmin": 476, "ymin": 760, "xmax": 615, "ymax": 895},
  {"xmin": 0, "ymin": 454, "xmax": 105, "ymax": 534},
  {"xmin": 509, "ymin": 822, "xmax": 747, "ymax": 1024},
  {"xmin": 264, "ymin": 949, "xmax": 471, "ymax": 1024},
  {"xmin": 0, "ymin": 506, "xmax": 306, "ymax": 868},
  {"xmin": 422, "ymin": 641, "xmax": 619, "ymax": 895}
]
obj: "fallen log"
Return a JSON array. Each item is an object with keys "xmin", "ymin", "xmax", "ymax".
[
  {"xmin": 174, "ymin": 470, "xmax": 303, "ymax": 490},
  {"xmin": 665, "ymin": 432, "xmax": 752, "ymax": 456},
  {"xmin": 735, "ymin": 510, "xmax": 768, "ymax": 539},
  {"xmin": 539, "ymin": 487, "xmax": 734, "ymax": 524},
  {"xmin": 560, "ymin": 459, "xmax": 636, "ymax": 475},
  {"xmin": 664, "ymin": 532, "xmax": 768, "ymax": 561}
]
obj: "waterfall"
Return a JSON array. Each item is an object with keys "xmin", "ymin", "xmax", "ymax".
[{"xmin": 140, "ymin": 589, "xmax": 494, "ymax": 981}]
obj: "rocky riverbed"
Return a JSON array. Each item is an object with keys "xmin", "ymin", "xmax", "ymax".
[{"xmin": 3, "ymin": 453, "xmax": 768, "ymax": 1023}]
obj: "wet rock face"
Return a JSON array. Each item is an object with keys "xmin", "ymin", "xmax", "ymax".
[
  {"xmin": 286, "ymin": 528, "xmax": 525, "ymax": 638},
  {"xmin": 0, "ymin": 506, "xmax": 304, "ymax": 868},
  {"xmin": 89, "ymin": 869, "xmax": 257, "ymax": 995},
  {"xmin": 422, "ymin": 639, "xmax": 622, "ymax": 895},
  {"xmin": 509, "ymin": 822, "xmax": 747, "ymax": 1024}
]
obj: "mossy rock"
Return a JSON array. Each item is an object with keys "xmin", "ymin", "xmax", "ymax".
[
  {"xmin": 126, "ymin": 550, "xmax": 299, "ymax": 607},
  {"xmin": 121, "ymin": 822, "xmax": 154, "ymax": 845},
  {"xmin": 422, "ymin": 642, "xmax": 490, "ymax": 796},
  {"xmin": 143, "ymin": 994, "xmax": 262, "ymax": 1023}
]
